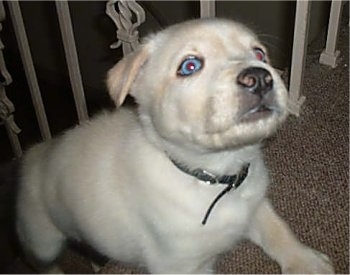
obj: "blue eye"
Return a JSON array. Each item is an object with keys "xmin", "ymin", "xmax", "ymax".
[{"xmin": 177, "ymin": 56, "xmax": 203, "ymax": 76}]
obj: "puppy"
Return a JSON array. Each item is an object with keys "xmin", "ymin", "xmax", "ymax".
[{"xmin": 16, "ymin": 18, "xmax": 334, "ymax": 273}]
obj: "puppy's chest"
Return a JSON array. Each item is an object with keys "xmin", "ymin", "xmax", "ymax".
[
  {"xmin": 193, "ymin": 185, "xmax": 254, "ymax": 228},
  {"xmin": 149, "ymin": 184, "xmax": 256, "ymax": 255},
  {"xmin": 136, "ymin": 157, "xmax": 267, "ymax": 252},
  {"xmin": 155, "ymin": 178, "xmax": 258, "ymax": 235}
]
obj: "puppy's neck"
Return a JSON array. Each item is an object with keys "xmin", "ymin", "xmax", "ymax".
[
  {"xmin": 138, "ymin": 111, "xmax": 261, "ymax": 174},
  {"xmin": 163, "ymin": 142, "xmax": 261, "ymax": 176}
]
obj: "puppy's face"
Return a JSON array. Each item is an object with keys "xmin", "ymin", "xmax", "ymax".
[{"xmin": 108, "ymin": 19, "xmax": 289, "ymax": 151}]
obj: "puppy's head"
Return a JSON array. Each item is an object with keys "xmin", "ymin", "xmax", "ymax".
[{"xmin": 107, "ymin": 18, "xmax": 289, "ymax": 152}]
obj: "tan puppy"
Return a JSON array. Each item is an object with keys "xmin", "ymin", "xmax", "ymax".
[{"xmin": 16, "ymin": 18, "xmax": 333, "ymax": 273}]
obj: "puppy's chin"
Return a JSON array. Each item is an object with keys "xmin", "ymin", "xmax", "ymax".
[
  {"xmin": 143, "ymin": 106, "xmax": 286, "ymax": 153},
  {"xmin": 203, "ymin": 112, "xmax": 286, "ymax": 150}
]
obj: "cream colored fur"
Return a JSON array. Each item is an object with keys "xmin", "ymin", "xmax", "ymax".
[{"xmin": 16, "ymin": 18, "xmax": 333, "ymax": 274}]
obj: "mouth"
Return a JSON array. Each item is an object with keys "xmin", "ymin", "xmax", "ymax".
[{"xmin": 239, "ymin": 104, "xmax": 275, "ymax": 123}]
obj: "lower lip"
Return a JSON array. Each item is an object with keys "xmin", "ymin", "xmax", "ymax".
[{"xmin": 240, "ymin": 108, "xmax": 273, "ymax": 123}]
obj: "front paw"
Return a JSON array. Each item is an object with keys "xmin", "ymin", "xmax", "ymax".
[{"xmin": 282, "ymin": 246, "xmax": 334, "ymax": 274}]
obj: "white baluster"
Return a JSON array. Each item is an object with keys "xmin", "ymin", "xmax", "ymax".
[
  {"xmin": 319, "ymin": 0, "xmax": 343, "ymax": 68},
  {"xmin": 288, "ymin": 0, "xmax": 310, "ymax": 116},
  {"xmin": 56, "ymin": 0, "xmax": 89, "ymax": 123},
  {"xmin": 200, "ymin": 0, "xmax": 216, "ymax": 18},
  {"xmin": 7, "ymin": 0, "xmax": 51, "ymax": 141}
]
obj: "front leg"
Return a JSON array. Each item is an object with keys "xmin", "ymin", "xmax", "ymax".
[{"xmin": 247, "ymin": 199, "xmax": 334, "ymax": 274}]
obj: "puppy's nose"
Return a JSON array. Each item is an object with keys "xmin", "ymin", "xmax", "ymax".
[{"xmin": 237, "ymin": 67, "xmax": 273, "ymax": 97}]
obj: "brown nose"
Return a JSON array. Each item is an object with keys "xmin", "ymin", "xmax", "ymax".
[{"xmin": 237, "ymin": 67, "xmax": 273, "ymax": 97}]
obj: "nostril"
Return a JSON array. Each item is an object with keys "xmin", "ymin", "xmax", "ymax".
[
  {"xmin": 264, "ymin": 74, "xmax": 273, "ymax": 90},
  {"xmin": 237, "ymin": 72, "xmax": 258, "ymax": 89},
  {"xmin": 237, "ymin": 67, "xmax": 273, "ymax": 96}
]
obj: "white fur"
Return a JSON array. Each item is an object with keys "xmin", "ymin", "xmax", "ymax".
[{"xmin": 16, "ymin": 18, "xmax": 333, "ymax": 274}]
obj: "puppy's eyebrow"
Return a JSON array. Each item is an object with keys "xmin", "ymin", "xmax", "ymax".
[
  {"xmin": 181, "ymin": 46, "xmax": 202, "ymax": 56},
  {"xmin": 253, "ymin": 44, "xmax": 268, "ymax": 54},
  {"xmin": 177, "ymin": 47, "xmax": 204, "ymax": 64}
]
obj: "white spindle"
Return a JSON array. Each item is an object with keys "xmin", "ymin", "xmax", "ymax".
[
  {"xmin": 56, "ymin": 0, "xmax": 89, "ymax": 123},
  {"xmin": 319, "ymin": 0, "xmax": 343, "ymax": 68},
  {"xmin": 7, "ymin": 0, "xmax": 51, "ymax": 141},
  {"xmin": 288, "ymin": 0, "xmax": 310, "ymax": 116},
  {"xmin": 200, "ymin": 0, "xmax": 216, "ymax": 18}
]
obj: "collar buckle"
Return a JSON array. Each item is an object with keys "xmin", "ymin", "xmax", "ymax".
[
  {"xmin": 201, "ymin": 169, "xmax": 219, "ymax": 185},
  {"xmin": 169, "ymin": 157, "xmax": 250, "ymax": 225},
  {"xmin": 201, "ymin": 163, "xmax": 250, "ymax": 225}
]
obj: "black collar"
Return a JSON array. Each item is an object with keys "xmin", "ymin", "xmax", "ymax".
[{"xmin": 171, "ymin": 159, "xmax": 250, "ymax": 225}]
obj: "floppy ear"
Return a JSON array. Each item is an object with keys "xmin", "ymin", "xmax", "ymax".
[{"xmin": 107, "ymin": 47, "xmax": 149, "ymax": 107}]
